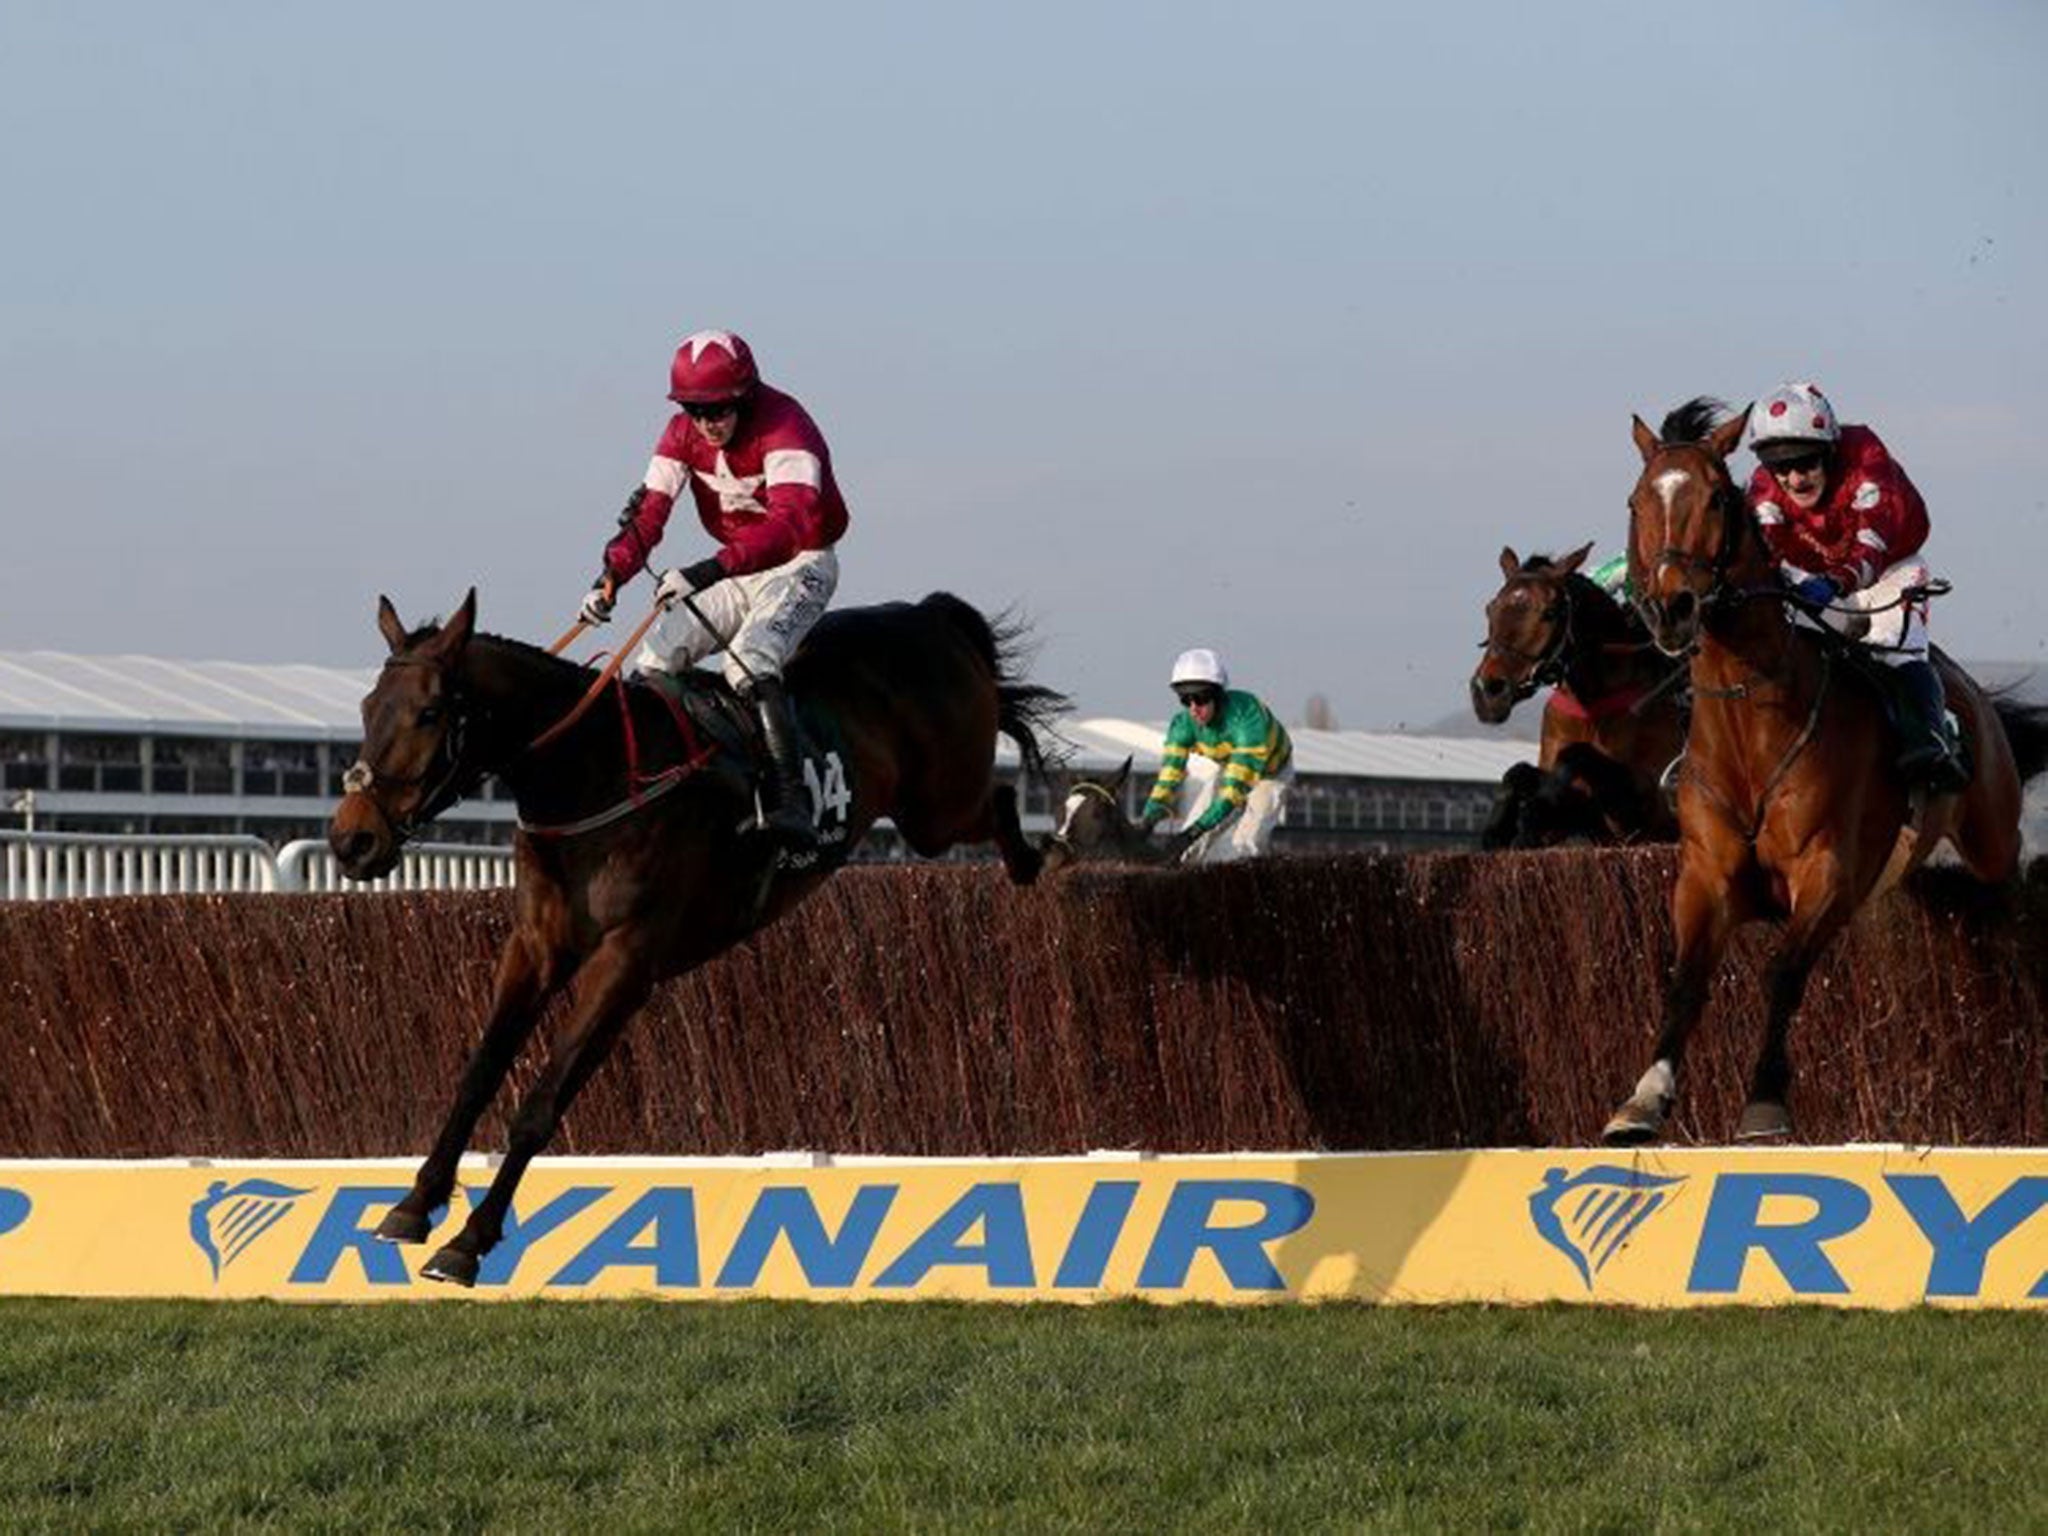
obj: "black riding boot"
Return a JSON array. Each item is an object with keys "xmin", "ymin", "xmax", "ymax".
[
  {"xmin": 744, "ymin": 677, "xmax": 821, "ymax": 853},
  {"xmin": 1893, "ymin": 660, "xmax": 1968, "ymax": 793}
]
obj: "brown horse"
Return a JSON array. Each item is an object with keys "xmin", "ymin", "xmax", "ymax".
[
  {"xmin": 328, "ymin": 588, "xmax": 1065, "ymax": 1284},
  {"xmin": 1473, "ymin": 541, "xmax": 1687, "ymax": 847},
  {"xmin": 1603, "ymin": 401, "xmax": 2048, "ymax": 1144}
]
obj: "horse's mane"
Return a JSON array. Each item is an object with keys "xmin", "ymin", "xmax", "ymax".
[
  {"xmin": 400, "ymin": 622, "xmax": 598, "ymax": 684},
  {"xmin": 1658, "ymin": 396, "xmax": 1730, "ymax": 445}
]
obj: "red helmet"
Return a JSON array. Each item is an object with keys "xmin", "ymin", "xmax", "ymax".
[{"xmin": 667, "ymin": 329, "xmax": 758, "ymax": 404}]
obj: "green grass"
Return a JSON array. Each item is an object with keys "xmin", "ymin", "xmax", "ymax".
[{"xmin": 0, "ymin": 1300, "xmax": 2042, "ymax": 1533}]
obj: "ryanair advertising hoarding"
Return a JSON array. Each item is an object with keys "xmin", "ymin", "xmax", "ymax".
[{"xmin": 1, "ymin": 1149, "xmax": 2044, "ymax": 1306}]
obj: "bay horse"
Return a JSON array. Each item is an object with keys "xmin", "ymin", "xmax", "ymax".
[
  {"xmin": 327, "ymin": 588, "xmax": 1066, "ymax": 1284},
  {"xmin": 1603, "ymin": 400, "xmax": 2048, "ymax": 1144},
  {"xmin": 1473, "ymin": 541, "xmax": 1687, "ymax": 848},
  {"xmin": 1039, "ymin": 757, "xmax": 1168, "ymax": 871}
]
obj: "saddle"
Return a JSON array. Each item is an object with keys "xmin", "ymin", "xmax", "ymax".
[
  {"xmin": 634, "ymin": 668, "xmax": 856, "ymax": 870},
  {"xmin": 1803, "ymin": 624, "xmax": 1973, "ymax": 790}
]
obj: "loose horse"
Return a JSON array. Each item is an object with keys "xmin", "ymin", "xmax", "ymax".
[
  {"xmin": 1039, "ymin": 757, "xmax": 1169, "ymax": 871},
  {"xmin": 1472, "ymin": 541, "xmax": 1687, "ymax": 847},
  {"xmin": 1603, "ymin": 402, "xmax": 2048, "ymax": 1143},
  {"xmin": 328, "ymin": 589, "xmax": 1065, "ymax": 1283}
]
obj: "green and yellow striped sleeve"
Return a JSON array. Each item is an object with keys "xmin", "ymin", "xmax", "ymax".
[{"xmin": 1142, "ymin": 712, "xmax": 1197, "ymax": 821}]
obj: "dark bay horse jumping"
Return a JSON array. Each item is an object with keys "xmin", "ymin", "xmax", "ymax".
[
  {"xmin": 1603, "ymin": 401, "xmax": 2048, "ymax": 1144},
  {"xmin": 328, "ymin": 589, "xmax": 1065, "ymax": 1284},
  {"xmin": 1473, "ymin": 541, "xmax": 1687, "ymax": 847}
]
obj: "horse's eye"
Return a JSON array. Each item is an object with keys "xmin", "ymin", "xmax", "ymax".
[{"xmin": 418, "ymin": 705, "xmax": 443, "ymax": 726}]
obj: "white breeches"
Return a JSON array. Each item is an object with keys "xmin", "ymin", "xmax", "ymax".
[
  {"xmin": 635, "ymin": 548, "xmax": 839, "ymax": 689},
  {"xmin": 1789, "ymin": 557, "xmax": 1932, "ymax": 665},
  {"xmin": 1172, "ymin": 757, "xmax": 1295, "ymax": 864}
]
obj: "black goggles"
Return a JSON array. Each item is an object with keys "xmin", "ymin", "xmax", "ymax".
[
  {"xmin": 1764, "ymin": 450, "xmax": 1827, "ymax": 477},
  {"xmin": 1175, "ymin": 687, "xmax": 1222, "ymax": 709},
  {"xmin": 678, "ymin": 399, "xmax": 741, "ymax": 422}
]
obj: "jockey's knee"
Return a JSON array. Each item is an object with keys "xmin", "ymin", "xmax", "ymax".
[{"xmin": 725, "ymin": 653, "xmax": 782, "ymax": 693}]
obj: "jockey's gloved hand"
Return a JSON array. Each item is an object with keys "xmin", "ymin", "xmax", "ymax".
[
  {"xmin": 1791, "ymin": 574, "xmax": 1840, "ymax": 609},
  {"xmin": 1159, "ymin": 828, "xmax": 1199, "ymax": 865},
  {"xmin": 579, "ymin": 581, "xmax": 615, "ymax": 626},
  {"xmin": 655, "ymin": 558, "xmax": 730, "ymax": 609}
]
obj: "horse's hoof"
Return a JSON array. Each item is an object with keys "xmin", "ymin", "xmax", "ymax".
[
  {"xmin": 1736, "ymin": 1102, "xmax": 1792, "ymax": 1141},
  {"xmin": 375, "ymin": 1206, "xmax": 432, "ymax": 1245},
  {"xmin": 421, "ymin": 1246, "xmax": 479, "ymax": 1288},
  {"xmin": 1601, "ymin": 1105, "xmax": 1663, "ymax": 1146}
]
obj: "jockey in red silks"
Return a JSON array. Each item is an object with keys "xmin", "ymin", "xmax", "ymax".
[
  {"xmin": 579, "ymin": 329, "xmax": 849, "ymax": 850},
  {"xmin": 1744, "ymin": 380, "xmax": 1965, "ymax": 791}
]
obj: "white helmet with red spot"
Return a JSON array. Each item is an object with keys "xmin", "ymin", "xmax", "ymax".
[
  {"xmin": 1748, "ymin": 381, "xmax": 1840, "ymax": 467},
  {"xmin": 667, "ymin": 329, "xmax": 758, "ymax": 404}
]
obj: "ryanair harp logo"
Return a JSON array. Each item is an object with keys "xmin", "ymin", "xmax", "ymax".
[
  {"xmin": 1528, "ymin": 1165, "xmax": 1686, "ymax": 1289},
  {"xmin": 189, "ymin": 1179, "xmax": 313, "ymax": 1280}
]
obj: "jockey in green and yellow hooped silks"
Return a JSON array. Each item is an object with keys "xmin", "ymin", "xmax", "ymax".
[{"xmin": 1137, "ymin": 648, "xmax": 1295, "ymax": 865}]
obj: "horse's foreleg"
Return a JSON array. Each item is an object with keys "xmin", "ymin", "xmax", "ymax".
[
  {"xmin": 376, "ymin": 935, "xmax": 558, "ymax": 1244},
  {"xmin": 1740, "ymin": 864, "xmax": 1852, "ymax": 1141},
  {"xmin": 1604, "ymin": 858, "xmax": 1742, "ymax": 1145},
  {"xmin": 420, "ymin": 932, "xmax": 654, "ymax": 1287}
]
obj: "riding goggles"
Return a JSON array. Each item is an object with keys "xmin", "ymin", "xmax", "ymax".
[
  {"xmin": 1175, "ymin": 687, "xmax": 1222, "ymax": 709},
  {"xmin": 1768, "ymin": 452, "xmax": 1827, "ymax": 478},
  {"xmin": 679, "ymin": 399, "xmax": 741, "ymax": 422}
]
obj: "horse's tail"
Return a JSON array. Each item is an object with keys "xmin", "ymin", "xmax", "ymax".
[
  {"xmin": 918, "ymin": 592, "xmax": 1072, "ymax": 778},
  {"xmin": 1991, "ymin": 695, "xmax": 2048, "ymax": 785}
]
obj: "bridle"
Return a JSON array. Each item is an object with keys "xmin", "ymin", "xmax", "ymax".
[
  {"xmin": 1479, "ymin": 577, "xmax": 1575, "ymax": 700},
  {"xmin": 342, "ymin": 655, "xmax": 481, "ymax": 844},
  {"xmin": 1046, "ymin": 779, "xmax": 1130, "ymax": 858},
  {"xmin": 1634, "ymin": 455, "xmax": 1759, "ymax": 636}
]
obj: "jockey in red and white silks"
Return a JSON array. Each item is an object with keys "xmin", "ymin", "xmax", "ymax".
[
  {"xmin": 1744, "ymin": 381, "xmax": 1963, "ymax": 789},
  {"xmin": 579, "ymin": 329, "xmax": 851, "ymax": 848}
]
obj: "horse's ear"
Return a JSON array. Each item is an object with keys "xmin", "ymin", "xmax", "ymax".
[
  {"xmin": 1556, "ymin": 541, "xmax": 1593, "ymax": 575},
  {"xmin": 377, "ymin": 595, "xmax": 407, "ymax": 655},
  {"xmin": 1631, "ymin": 414, "xmax": 1660, "ymax": 463},
  {"xmin": 1706, "ymin": 405, "xmax": 1751, "ymax": 462},
  {"xmin": 422, "ymin": 588, "xmax": 477, "ymax": 661},
  {"xmin": 1112, "ymin": 754, "xmax": 1133, "ymax": 792},
  {"xmin": 1499, "ymin": 546, "xmax": 1520, "ymax": 579},
  {"xmin": 441, "ymin": 588, "xmax": 478, "ymax": 653}
]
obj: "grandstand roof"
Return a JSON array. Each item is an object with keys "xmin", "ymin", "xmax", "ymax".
[
  {"xmin": 0, "ymin": 648, "xmax": 1531, "ymax": 781},
  {"xmin": 0, "ymin": 650, "xmax": 375, "ymax": 736}
]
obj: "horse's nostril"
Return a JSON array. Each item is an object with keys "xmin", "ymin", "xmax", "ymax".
[{"xmin": 336, "ymin": 830, "xmax": 376, "ymax": 865}]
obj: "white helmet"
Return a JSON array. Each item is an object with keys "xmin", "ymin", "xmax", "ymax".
[
  {"xmin": 1170, "ymin": 647, "xmax": 1229, "ymax": 691},
  {"xmin": 1748, "ymin": 381, "xmax": 1840, "ymax": 466}
]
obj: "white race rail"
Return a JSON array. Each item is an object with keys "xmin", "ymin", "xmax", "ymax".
[
  {"xmin": 274, "ymin": 839, "xmax": 515, "ymax": 893},
  {"xmin": 1, "ymin": 831, "xmax": 513, "ymax": 901}
]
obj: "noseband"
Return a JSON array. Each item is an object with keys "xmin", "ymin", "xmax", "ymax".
[{"xmin": 344, "ymin": 655, "xmax": 478, "ymax": 843}]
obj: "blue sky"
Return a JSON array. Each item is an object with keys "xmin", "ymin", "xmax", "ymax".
[{"xmin": 3, "ymin": 1, "xmax": 2042, "ymax": 729}]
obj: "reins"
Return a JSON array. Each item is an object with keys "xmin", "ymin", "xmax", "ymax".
[{"xmin": 526, "ymin": 602, "xmax": 669, "ymax": 754}]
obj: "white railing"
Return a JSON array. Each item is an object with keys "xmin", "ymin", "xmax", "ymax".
[
  {"xmin": 273, "ymin": 839, "xmax": 515, "ymax": 893},
  {"xmin": 0, "ymin": 831, "xmax": 514, "ymax": 901}
]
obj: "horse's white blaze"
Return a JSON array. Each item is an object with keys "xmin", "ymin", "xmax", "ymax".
[
  {"xmin": 1055, "ymin": 791, "xmax": 1087, "ymax": 839},
  {"xmin": 1653, "ymin": 468, "xmax": 1690, "ymax": 547},
  {"xmin": 1634, "ymin": 1058, "xmax": 1676, "ymax": 1105}
]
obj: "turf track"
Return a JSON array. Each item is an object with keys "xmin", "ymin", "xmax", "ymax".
[{"xmin": 1, "ymin": 1299, "xmax": 2043, "ymax": 1531}]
